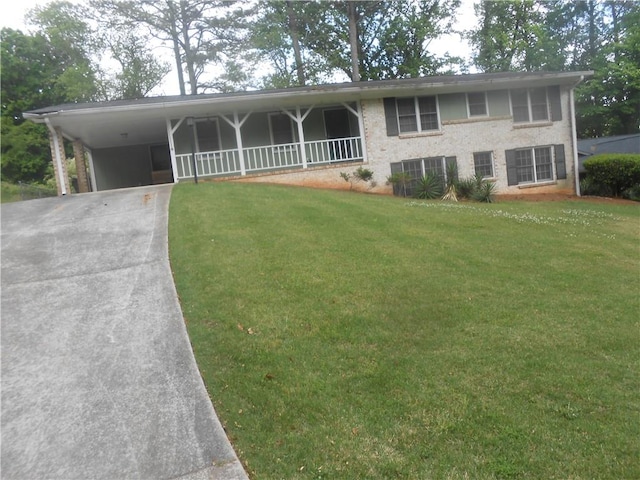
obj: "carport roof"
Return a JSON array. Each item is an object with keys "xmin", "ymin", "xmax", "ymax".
[{"xmin": 24, "ymin": 71, "xmax": 591, "ymax": 150}]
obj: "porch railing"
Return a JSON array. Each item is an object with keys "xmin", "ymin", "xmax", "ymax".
[{"xmin": 175, "ymin": 136, "xmax": 363, "ymax": 180}]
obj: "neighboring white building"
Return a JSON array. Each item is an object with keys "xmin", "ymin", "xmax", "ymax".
[{"xmin": 24, "ymin": 71, "xmax": 591, "ymax": 197}]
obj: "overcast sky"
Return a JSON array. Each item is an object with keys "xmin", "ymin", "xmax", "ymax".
[{"xmin": 2, "ymin": 0, "xmax": 478, "ymax": 95}]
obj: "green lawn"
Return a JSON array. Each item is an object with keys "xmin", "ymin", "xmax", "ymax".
[{"xmin": 168, "ymin": 183, "xmax": 639, "ymax": 479}]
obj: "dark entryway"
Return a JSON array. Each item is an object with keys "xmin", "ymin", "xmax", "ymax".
[
  {"xmin": 324, "ymin": 108, "xmax": 352, "ymax": 161},
  {"xmin": 150, "ymin": 144, "xmax": 173, "ymax": 184}
]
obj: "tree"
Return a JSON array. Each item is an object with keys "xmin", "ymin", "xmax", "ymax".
[
  {"xmin": 92, "ymin": 0, "xmax": 242, "ymax": 95},
  {"xmin": 103, "ymin": 31, "xmax": 171, "ymax": 99},
  {"xmin": 468, "ymin": 0, "xmax": 558, "ymax": 72},
  {"xmin": 26, "ymin": 1, "xmax": 101, "ymax": 102},
  {"xmin": 1, "ymin": 28, "xmax": 70, "ymax": 183},
  {"xmin": 575, "ymin": 2, "xmax": 640, "ymax": 137},
  {"xmin": 467, "ymin": 0, "xmax": 639, "ymax": 137}
]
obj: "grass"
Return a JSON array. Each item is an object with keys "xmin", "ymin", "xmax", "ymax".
[
  {"xmin": 1, "ymin": 181, "xmax": 57, "ymax": 203},
  {"xmin": 168, "ymin": 183, "xmax": 639, "ymax": 479}
]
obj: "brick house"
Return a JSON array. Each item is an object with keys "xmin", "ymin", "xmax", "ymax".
[{"xmin": 24, "ymin": 71, "xmax": 591, "ymax": 196}]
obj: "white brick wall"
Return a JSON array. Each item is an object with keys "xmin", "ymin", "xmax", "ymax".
[{"xmin": 361, "ymin": 88, "xmax": 577, "ymax": 195}]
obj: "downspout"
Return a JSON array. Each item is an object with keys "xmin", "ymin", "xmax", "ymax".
[
  {"xmin": 44, "ymin": 118, "xmax": 67, "ymax": 196},
  {"xmin": 569, "ymin": 78, "xmax": 583, "ymax": 196}
]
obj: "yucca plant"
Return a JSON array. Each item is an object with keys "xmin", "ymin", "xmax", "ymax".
[
  {"xmin": 441, "ymin": 162, "xmax": 459, "ymax": 201},
  {"xmin": 415, "ymin": 173, "xmax": 443, "ymax": 199},
  {"xmin": 472, "ymin": 179, "xmax": 497, "ymax": 203}
]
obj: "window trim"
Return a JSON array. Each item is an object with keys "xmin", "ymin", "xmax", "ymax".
[
  {"xmin": 511, "ymin": 87, "xmax": 550, "ymax": 124},
  {"xmin": 467, "ymin": 92, "xmax": 488, "ymax": 118},
  {"xmin": 513, "ymin": 146, "xmax": 554, "ymax": 185},
  {"xmin": 395, "ymin": 95, "xmax": 441, "ymax": 134},
  {"xmin": 473, "ymin": 151, "xmax": 495, "ymax": 178}
]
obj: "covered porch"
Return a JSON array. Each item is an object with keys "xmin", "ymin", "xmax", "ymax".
[{"xmin": 168, "ymin": 102, "xmax": 365, "ymax": 181}]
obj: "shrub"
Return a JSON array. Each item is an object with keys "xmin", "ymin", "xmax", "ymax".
[
  {"xmin": 456, "ymin": 177, "xmax": 477, "ymax": 199},
  {"xmin": 353, "ymin": 167, "xmax": 374, "ymax": 183},
  {"xmin": 415, "ymin": 173, "xmax": 442, "ymax": 199},
  {"xmin": 583, "ymin": 154, "xmax": 640, "ymax": 197},
  {"xmin": 471, "ymin": 180, "xmax": 497, "ymax": 203},
  {"xmin": 386, "ymin": 172, "xmax": 413, "ymax": 197}
]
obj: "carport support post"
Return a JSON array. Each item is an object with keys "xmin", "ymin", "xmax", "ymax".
[
  {"xmin": 283, "ymin": 106, "xmax": 313, "ymax": 169},
  {"xmin": 220, "ymin": 111, "xmax": 252, "ymax": 176},
  {"xmin": 73, "ymin": 140, "xmax": 90, "ymax": 193},
  {"xmin": 45, "ymin": 120, "xmax": 70, "ymax": 196}
]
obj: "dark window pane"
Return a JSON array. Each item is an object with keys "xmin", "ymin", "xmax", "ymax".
[
  {"xmin": 270, "ymin": 114, "xmax": 294, "ymax": 144},
  {"xmin": 530, "ymin": 88, "xmax": 548, "ymax": 121},
  {"xmin": 511, "ymin": 89, "xmax": 530, "ymax": 123},
  {"xmin": 534, "ymin": 147, "xmax": 552, "ymax": 180},
  {"xmin": 473, "ymin": 151, "xmax": 493, "ymax": 177},
  {"xmin": 515, "ymin": 149, "xmax": 534, "ymax": 183},
  {"xmin": 468, "ymin": 92, "xmax": 487, "ymax": 116},
  {"xmin": 397, "ymin": 98, "xmax": 418, "ymax": 133}
]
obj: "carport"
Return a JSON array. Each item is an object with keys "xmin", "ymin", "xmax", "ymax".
[{"xmin": 24, "ymin": 85, "xmax": 373, "ymax": 195}]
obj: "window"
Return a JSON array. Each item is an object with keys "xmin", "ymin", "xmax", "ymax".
[
  {"xmin": 195, "ymin": 118, "xmax": 220, "ymax": 152},
  {"xmin": 269, "ymin": 113, "xmax": 295, "ymax": 145},
  {"xmin": 514, "ymin": 147, "xmax": 553, "ymax": 184},
  {"xmin": 511, "ymin": 87, "xmax": 549, "ymax": 123},
  {"xmin": 467, "ymin": 92, "xmax": 487, "ymax": 117},
  {"xmin": 473, "ymin": 151, "xmax": 494, "ymax": 178},
  {"xmin": 389, "ymin": 156, "xmax": 456, "ymax": 196},
  {"xmin": 396, "ymin": 96, "xmax": 439, "ymax": 133}
]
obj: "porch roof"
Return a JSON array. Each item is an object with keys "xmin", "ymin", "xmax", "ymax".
[{"xmin": 24, "ymin": 71, "xmax": 591, "ymax": 150}]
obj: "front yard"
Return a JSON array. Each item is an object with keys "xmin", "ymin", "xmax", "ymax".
[{"xmin": 169, "ymin": 183, "xmax": 639, "ymax": 479}]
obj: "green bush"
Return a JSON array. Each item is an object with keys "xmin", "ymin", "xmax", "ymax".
[
  {"xmin": 583, "ymin": 154, "xmax": 640, "ymax": 197},
  {"xmin": 415, "ymin": 173, "xmax": 443, "ymax": 199},
  {"xmin": 471, "ymin": 179, "xmax": 497, "ymax": 203}
]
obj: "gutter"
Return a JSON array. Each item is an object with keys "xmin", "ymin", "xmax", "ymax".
[
  {"xmin": 23, "ymin": 71, "xmax": 595, "ymax": 119},
  {"xmin": 44, "ymin": 118, "xmax": 67, "ymax": 196}
]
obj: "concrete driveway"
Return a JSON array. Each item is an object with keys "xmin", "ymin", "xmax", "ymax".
[{"xmin": 1, "ymin": 186, "xmax": 248, "ymax": 480}]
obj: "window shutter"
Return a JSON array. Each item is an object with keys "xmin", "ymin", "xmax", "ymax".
[
  {"xmin": 554, "ymin": 144, "xmax": 566, "ymax": 179},
  {"xmin": 506, "ymin": 149, "xmax": 518, "ymax": 186},
  {"xmin": 445, "ymin": 156, "xmax": 458, "ymax": 182},
  {"xmin": 548, "ymin": 86, "xmax": 562, "ymax": 121},
  {"xmin": 383, "ymin": 97, "xmax": 399, "ymax": 136}
]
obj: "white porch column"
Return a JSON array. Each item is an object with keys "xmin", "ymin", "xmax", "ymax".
[
  {"xmin": 220, "ymin": 111, "xmax": 252, "ymax": 176},
  {"xmin": 342, "ymin": 101, "xmax": 368, "ymax": 163},
  {"xmin": 283, "ymin": 106, "xmax": 313, "ymax": 169},
  {"xmin": 167, "ymin": 118, "xmax": 184, "ymax": 183},
  {"xmin": 44, "ymin": 119, "xmax": 69, "ymax": 196}
]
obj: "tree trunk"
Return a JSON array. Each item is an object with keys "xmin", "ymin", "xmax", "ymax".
[
  {"xmin": 180, "ymin": 0, "xmax": 198, "ymax": 94},
  {"xmin": 167, "ymin": 2, "xmax": 186, "ymax": 95},
  {"xmin": 347, "ymin": 1, "xmax": 360, "ymax": 81},
  {"xmin": 286, "ymin": 1, "xmax": 305, "ymax": 86}
]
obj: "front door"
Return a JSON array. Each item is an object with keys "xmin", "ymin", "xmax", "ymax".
[{"xmin": 324, "ymin": 109, "xmax": 352, "ymax": 161}]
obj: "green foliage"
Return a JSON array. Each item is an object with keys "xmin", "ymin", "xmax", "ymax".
[
  {"xmin": 455, "ymin": 176, "xmax": 477, "ymax": 199},
  {"xmin": 352, "ymin": 166, "xmax": 374, "ymax": 183},
  {"xmin": 583, "ymin": 154, "xmax": 640, "ymax": 197},
  {"xmin": 471, "ymin": 178, "xmax": 497, "ymax": 203},
  {"xmin": 0, "ymin": 117, "xmax": 52, "ymax": 183},
  {"xmin": 250, "ymin": 0, "xmax": 462, "ymax": 85},
  {"xmin": 170, "ymin": 183, "xmax": 640, "ymax": 479},
  {"xmin": 467, "ymin": 1, "xmax": 640, "ymax": 137},
  {"xmin": 386, "ymin": 171, "xmax": 413, "ymax": 197},
  {"xmin": 414, "ymin": 172, "xmax": 443, "ymax": 199},
  {"xmin": 469, "ymin": 0, "xmax": 552, "ymax": 72}
]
